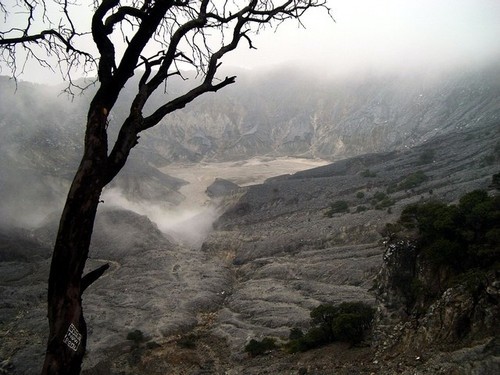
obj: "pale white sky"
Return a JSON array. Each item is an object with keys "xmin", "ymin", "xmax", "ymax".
[
  {"xmin": 2, "ymin": 0, "xmax": 500, "ymax": 83},
  {"xmin": 223, "ymin": 0, "xmax": 500, "ymax": 75}
]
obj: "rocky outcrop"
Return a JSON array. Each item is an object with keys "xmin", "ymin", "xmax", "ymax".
[
  {"xmin": 373, "ymin": 228, "xmax": 500, "ymax": 374},
  {"xmin": 205, "ymin": 178, "xmax": 241, "ymax": 198}
]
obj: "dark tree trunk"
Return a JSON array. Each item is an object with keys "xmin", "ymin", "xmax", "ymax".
[
  {"xmin": 27, "ymin": 2, "xmax": 326, "ymax": 371},
  {"xmin": 42, "ymin": 107, "xmax": 109, "ymax": 375}
]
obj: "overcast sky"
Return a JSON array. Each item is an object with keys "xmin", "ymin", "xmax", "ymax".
[
  {"xmin": 223, "ymin": 0, "xmax": 500, "ymax": 75},
  {"xmin": 3, "ymin": 0, "xmax": 500, "ymax": 83}
]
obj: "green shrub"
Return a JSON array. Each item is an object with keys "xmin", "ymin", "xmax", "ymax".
[
  {"xmin": 356, "ymin": 205, "xmax": 368, "ymax": 213},
  {"xmin": 288, "ymin": 302, "xmax": 375, "ymax": 352},
  {"xmin": 398, "ymin": 170, "xmax": 429, "ymax": 191},
  {"xmin": 388, "ymin": 170, "xmax": 429, "ymax": 193},
  {"xmin": 126, "ymin": 329, "xmax": 144, "ymax": 343},
  {"xmin": 423, "ymin": 238, "xmax": 464, "ymax": 270},
  {"xmin": 330, "ymin": 302, "xmax": 375, "ymax": 345},
  {"xmin": 356, "ymin": 191, "xmax": 365, "ymax": 199},
  {"xmin": 325, "ymin": 200, "xmax": 349, "ymax": 217},
  {"xmin": 452, "ymin": 269, "xmax": 489, "ymax": 295},
  {"xmin": 373, "ymin": 191, "xmax": 387, "ymax": 201},
  {"xmin": 244, "ymin": 337, "xmax": 278, "ymax": 357},
  {"xmin": 297, "ymin": 327, "xmax": 330, "ymax": 351},
  {"xmin": 310, "ymin": 303, "xmax": 337, "ymax": 341},
  {"xmin": 177, "ymin": 333, "xmax": 197, "ymax": 349},
  {"xmin": 375, "ymin": 197, "xmax": 395, "ymax": 210},
  {"xmin": 417, "ymin": 149, "xmax": 435, "ymax": 165},
  {"xmin": 146, "ymin": 341, "xmax": 161, "ymax": 349},
  {"xmin": 372, "ymin": 191, "xmax": 394, "ymax": 209},
  {"xmin": 361, "ymin": 169, "xmax": 377, "ymax": 178},
  {"xmin": 397, "ymin": 190, "xmax": 500, "ymax": 273},
  {"xmin": 289, "ymin": 328, "xmax": 304, "ymax": 341},
  {"xmin": 458, "ymin": 189, "xmax": 489, "ymax": 212},
  {"xmin": 491, "ymin": 173, "xmax": 500, "ymax": 190}
]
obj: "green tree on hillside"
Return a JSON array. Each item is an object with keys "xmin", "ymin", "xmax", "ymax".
[
  {"xmin": 287, "ymin": 302, "xmax": 375, "ymax": 352},
  {"xmin": 399, "ymin": 190, "xmax": 500, "ymax": 272}
]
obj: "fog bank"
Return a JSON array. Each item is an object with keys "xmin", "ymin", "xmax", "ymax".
[{"xmin": 100, "ymin": 157, "xmax": 329, "ymax": 248}]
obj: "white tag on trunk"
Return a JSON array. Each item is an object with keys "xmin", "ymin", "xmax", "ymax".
[{"xmin": 63, "ymin": 323, "xmax": 82, "ymax": 352}]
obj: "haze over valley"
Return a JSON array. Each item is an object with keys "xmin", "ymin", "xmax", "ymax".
[{"xmin": 1, "ymin": 63, "xmax": 499, "ymax": 374}]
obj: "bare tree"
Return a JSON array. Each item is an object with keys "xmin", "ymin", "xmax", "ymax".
[{"xmin": 1, "ymin": 1, "xmax": 329, "ymax": 373}]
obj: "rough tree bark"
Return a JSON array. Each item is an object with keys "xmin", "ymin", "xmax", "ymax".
[
  {"xmin": 1, "ymin": 1, "xmax": 330, "ymax": 373},
  {"xmin": 41, "ymin": 102, "xmax": 110, "ymax": 373}
]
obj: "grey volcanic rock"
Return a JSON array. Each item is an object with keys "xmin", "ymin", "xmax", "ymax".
[
  {"xmin": 109, "ymin": 158, "xmax": 187, "ymax": 205},
  {"xmin": 89, "ymin": 209, "xmax": 174, "ymax": 260},
  {"xmin": 139, "ymin": 66, "xmax": 500, "ymax": 163},
  {"xmin": 205, "ymin": 178, "xmax": 240, "ymax": 198},
  {"xmin": 3, "ymin": 66, "xmax": 500, "ymax": 172},
  {"xmin": 373, "ymin": 238, "xmax": 500, "ymax": 374},
  {"xmin": 1, "ymin": 67, "xmax": 500, "ymax": 373},
  {"xmin": 201, "ymin": 120, "xmax": 499, "ymax": 362},
  {"xmin": 0, "ymin": 208, "xmax": 232, "ymax": 373},
  {"xmin": 1, "ymin": 119, "xmax": 498, "ymax": 373},
  {"xmin": 0, "ymin": 228, "xmax": 50, "ymax": 261}
]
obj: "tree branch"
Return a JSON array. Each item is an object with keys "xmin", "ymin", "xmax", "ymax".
[
  {"xmin": 80, "ymin": 264, "xmax": 110, "ymax": 295},
  {"xmin": 92, "ymin": 0, "xmax": 120, "ymax": 85},
  {"xmin": 142, "ymin": 75, "xmax": 236, "ymax": 131},
  {"xmin": 104, "ymin": 6, "xmax": 146, "ymax": 30},
  {"xmin": 0, "ymin": 29, "xmax": 91, "ymax": 58}
]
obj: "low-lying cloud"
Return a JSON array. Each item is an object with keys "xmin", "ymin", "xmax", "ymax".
[{"xmin": 101, "ymin": 188, "xmax": 220, "ymax": 248}]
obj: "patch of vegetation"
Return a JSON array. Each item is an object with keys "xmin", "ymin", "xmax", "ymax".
[
  {"xmin": 388, "ymin": 170, "xmax": 429, "ymax": 193},
  {"xmin": 146, "ymin": 341, "xmax": 161, "ymax": 349},
  {"xmin": 356, "ymin": 191, "xmax": 365, "ymax": 199},
  {"xmin": 369, "ymin": 191, "xmax": 395, "ymax": 210},
  {"xmin": 126, "ymin": 329, "xmax": 145, "ymax": 344},
  {"xmin": 361, "ymin": 169, "xmax": 377, "ymax": 178},
  {"xmin": 286, "ymin": 302, "xmax": 375, "ymax": 353},
  {"xmin": 451, "ymin": 269, "xmax": 489, "ymax": 295},
  {"xmin": 356, "ymin": 205, "xmax": 368, "ymax": 213},
  {"xmin": 388, "ymin": 189, "xmax": 498, "ymax": 285},
  {"xmin": 325, "ymin": 200, "xmax": 349, "ymax": 217},
  {"xmin": 376, "ymin": 198, "xmax": 395, "ymax": 210},
  {"xmin": 399, "ymin": 170, "xmax": 429, "ymax": 190},
  {"xmin": 480, "ymin": 142, "xmax": 500, "ymax": 166},
  {"xmin": 398, "ymin": 190, "xmax": 500, "ymax": 272},
  {"xmin": 177, "ymin": 333, "xmax": 198, "ymax": 349},
  {"xmin": 289, "ymin": 327, "xmax": 304, "ymax": 340},
  {"xmin": 492, "ymin": 172, "xmax": 500, "ymax": 190},
  {"xmin": 244, "ymin": 337, "xmax": 278, "ymax": 357},
  {"xmin": 417, "ymin": 149, "xmax": 435, "ymax": 165},
  {"xmin": 382, "ymin": 189, "xmax": 500, "ymax": 311},
  {"xmin": 373, "ymin": 191, "xmax": 388, "ymax": 201}
]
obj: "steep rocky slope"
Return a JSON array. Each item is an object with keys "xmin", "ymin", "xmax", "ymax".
[
  {"xmin": 80, "ymin": 120, "xmax": 498, "ymax": 375},
  {"xmin": 0, "ymin": 120, "xmax": 498, "ymax": 374},
  {"xmin": 193, "ymin": 120, "xmax": 499, "ymax": 373},
  {"xmin": 0, "ymin": 209, "xmax": 232, "ymax": 374},
  {"xmin": 1, "ymin": 66, "xmax": 499, "ymax": 374},
  {"xmin": 1, "ymin": 65, "xmax": 499, "ymax": 225},
  {"xmin": 373, "ymin": 236, "xmax": 500, "ymax": 375},
  {"xmin": 2, "ymin": 65, "xmax": 500, "ymax": 167},
  {"xmin": 138, "ymin": 66, "xmax": 500, "ymax": 163}
]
